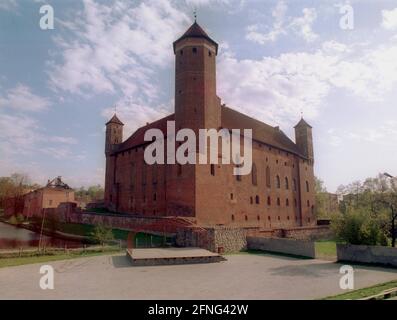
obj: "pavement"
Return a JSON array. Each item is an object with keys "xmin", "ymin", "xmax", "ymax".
[{"xmin": 0, "ymin": 252, "xmax": 396, "ymax": 300}]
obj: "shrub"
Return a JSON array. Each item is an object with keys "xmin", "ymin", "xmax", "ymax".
[
  {"xmin": 332, "ymin": 209, "xmax": 388, "ymax": 246},
  {"xmin": 90, "ymin": 224, "xmax": 114, "ymax": 246}
]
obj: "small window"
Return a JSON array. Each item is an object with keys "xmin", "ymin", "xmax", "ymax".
[
  {"xmin": 268, "ymin": 216, "xmax": 271, "ymax": 221},
  {"xmin": 307, "ymin": 200, "xmax": 310, "ymax": 207},
  {"xmin": 192, "ymin": 47, "xmax": 197, "ymax": 54},
  {"xmin": 286, "ymin": 198, "xmax": 289, "ymax": 206},
  {"xmin": 294, "ymin": 199, "xmax": 298, "ymax": 207},
  {"xmin": 255, "ymin": 195, "xmax": 260, "ymax": 204},
  {"xmin": 211, "ymin": 164, "xmax": 215, "ymax": 176},
  {"xmin": 250, "ymin": 197, "xmax": 253, "ymax": 204},
  {"xmin": 306, "ymin": 181, "xmax": 310, "ymax": 192},
  {"xmin": 245, "ymin": 215, "xmax": 248, "ymax": 221},
  {"xmin": 232, "ymin": 214, "xmax": 235, "ymax": 221},
  {"xmin": 277, "ymin": 198, "xmax": 281, "ymax": 206},
  {"xmin": 180, "ymin": 50, "xmax": 183, "ymax": 55},
  {"xmin": 230, "ymin": 193, "xmax": 234, "ymax": 200},
  {"xmin": 278, "ymin": 216, "xmax": 281, "ymax": 221},
  {"xmin": 208, "ymin": 50, "xmax": 212, "ymax": 57},
  {"xmin": 153, "ymin": 193, "xmax": 157, "ymax": 201},
  {"xmin": 267, "ymin": 196, "xmax": 271, "ymax": 206},
  {"xmin": 276, "ymin": 175, "xmax": 281, "ymax": 189},
  {"xmin": 285, "ymin": 177, "xmax": 289, "ymax": 190},
  {"xmin": 257, "ymin": 215, "xmax": 260, "ymax": 221},
  {"xmin": 287, "ymin": 216, "xmax": 290, "ymax": 220}
]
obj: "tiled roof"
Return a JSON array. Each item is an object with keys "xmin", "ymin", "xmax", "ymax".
[
  {"xmin": 113, "ymin": 106, "xmax": 302, "ymax": 157},
  {"xmin": 221, "ymin": 106, "xmax": 301, "ymax": 155},
  {"xmin": 294, "ymin": 118, "xmax": 312, "ymax": 128},
  {"xmin": 173, "ymin": 22, "xmax": 218, "ymax": 53},
  {"xmin": 106, "ymin": 114, "xmax": 124, "ymax": 126}
]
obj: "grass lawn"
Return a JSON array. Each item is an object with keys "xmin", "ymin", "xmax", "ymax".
[
  {"xmin": 324, "ymin": 280, "xmax": 397, "ymax": 300},
  {"xmin": 315, "ymin": 240, "xmax": 337, "ymax": 259},
  {"xmin": 0, "ymin": 247, "xmax": 121, "ymax": 269}
]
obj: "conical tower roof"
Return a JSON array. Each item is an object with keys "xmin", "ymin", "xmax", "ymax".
[
  {"xmin": 173, "ymin": 22, "xmax": 218, "ymax": 53},
  {"xmin": 106, "ymin": 114, "xmax": 124, "ymax": 126}
]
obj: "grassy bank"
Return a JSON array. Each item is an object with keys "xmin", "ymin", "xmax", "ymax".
[
  {"xmin": 315, "ymin": 240, "xmax": 337, "ymax": 259},
  {"xmin": 0, "ymin": 246, "xmax": 121, "ymax": 269},
  {"xmin": 324, "ymin": 280, "xmax": 397, "ymax": 300}
]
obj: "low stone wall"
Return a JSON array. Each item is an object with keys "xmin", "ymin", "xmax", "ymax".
[
  {"xmin": 176, "ymin": 226, "xmax": 248, "ymax": 253},
  {"xmin": 337, "ymin": 244, "xmax": 397, "ymax": 267},
  {"xmin": 281, "ymin": 226, "xmax": 333, "ymax": 241},
  {"xmin": 247, "ymin": 237, "xmax": 316, "ymax": 258}
]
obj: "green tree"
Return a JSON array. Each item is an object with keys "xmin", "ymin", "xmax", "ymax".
[{"xmin": 90, "ymin": 224, "xmax": 114, "ymax": 247}]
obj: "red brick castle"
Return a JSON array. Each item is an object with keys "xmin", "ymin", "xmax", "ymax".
[{"xmin": 104, "ymin": 22, "xmax": 316, "ymax": 229}]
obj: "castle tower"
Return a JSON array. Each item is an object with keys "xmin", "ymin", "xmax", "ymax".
[
  {"xmin": 294, "ymin": 118, "xmax": 314, "ymax": 164},
  {"xmin": 105, "ymin": 114, "xmax": 124, "ymax": 155},
  {"xmin": 173, "ymin": 22, "xmax": 221, "ymax": 132}
]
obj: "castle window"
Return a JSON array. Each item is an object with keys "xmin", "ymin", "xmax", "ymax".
[
  {"xmin": 245, "ymin": 215, "xmax": 248, "ymax": 221},
  {"xmin": 286, "ymin": 199, "xmax": 289, "ymax": 206},
  {"xmin": 267, "ymin": 196, "xmax": 271, "ymax": 206},
  {"xmin": 130, "ymin": 162, "xmax": 135, "ymax": 190},
  {"xmin": 293, "ymin": 179, "xmax": 297, "ymax": 191},
  {"xmin": 180, "ymin": 50, "xmax": 183, "ymax": 55},
  {"xmin": 268, "ymin": 216, "xmax": 271, "ymax": 221},
  {"xmin": 232, "ymin": 214, "xmax": 235, "ymax": 221},
  {"xmin": 230, "ymin": 193, "xmax": 234, "ymax": 200},
  {"xmin": 306, "ymin": 181, "xmax": 310, "ymax": 192},
  {"xmin": 152, "ymin": 165, "xmax": 158, "ymax": 185},
  {"xmin": 285, "ymin": 177, "xmax": 289, "ymax": 190},
  {"xmin": 177, "ymin": 164, "xmax": 182, "ymax": 177},
  {"xmin": 287, "ymin": 216, "xmax": 290, "ymax": 220},
  {"xmin": 211, "ymin": 164, "xmax": 215, "ymax": 176},
  {"xmin": 307, "ymin": 200, "xmax": 310, "ymax": 207},
  {"xmin": 250, "ymin": 197, "xmax": 253, "ymax": 204},
  {"xmin": 208, "ymin": 51, "xmax": 212, "ymax": 57},
  {"xmin": 252, "ymin": 163, "xmax": 257, "ymax": 186},
  {"xmin": 278, "ymin": 216, "xmax": 281, "ymax": 221},
  {"xmin": 285, "ymin": 162, "xmax": 287, "ymax": 166},
  {"xmin": 294, "ymin": 199, "xmax": 298, "ymax": 207},
  {"xmin": 277, "ymin": 198, "xmax": 281, "ymax": 206},
  {"xmin": 257, "ymin": 215, "xmax": 260, "ymax": 221},
  {"xmin": 142, "ymin": 161, "xmax": 147, "ymax": 186},
  {"xmin": 153, "ymin": 193, "xmax": 157, "ymax": 201},
  {"xmin": 276, "ymin": 175, "xmax": 281, "ymax": 189},
  {"xmin": 255, "ymin": 195, "xmax": 260, "ymax": 204},
  {"xmin": 311, "ymin": 205, "xmax": 315, "ymax": 215},
  {"xmin": 266, "ymin": 166, "xmax": 271, "ymax": 188},
  {"xmin": 192, "ymin": 47, "xmax": 197, "ymax": 54},
  {"xmin": 276, "ymin": 159, "xmax": 279, "ymax": 164}
]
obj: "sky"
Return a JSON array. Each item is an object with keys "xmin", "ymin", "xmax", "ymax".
[{"xmin": 1, "ymin": 0, "xmax": 397, "ymax": 191}]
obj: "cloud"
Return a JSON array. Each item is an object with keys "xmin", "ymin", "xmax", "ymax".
[
  {"xmin": 0, "ymin": 0, "xmax": 18, "ymax": 12},
  {"xmin": 0, "ymin": 84, "xmax": 51, "ymax": 112},
  {"xmin": 382, "ymin": 8, "xmax": 397, "ymax": 30},
  {"xmin": 327, "ymin": 121, "xmax": 397, "ymax": 147},
  {"xmin": 218, "ymin": 39, "xmax": 397, "ymax": 128},
  {"xmin": 49, "ymin": 0, "xmax": 190, "ymax": 101},
  {"xmin": 246, "ymin": 1, "xmax": 318, "ymax": 44}
]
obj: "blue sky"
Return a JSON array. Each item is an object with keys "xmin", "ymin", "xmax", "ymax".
[{"xmin": 1, "ymin": 0, "xmax": 397, "ymax": 192}]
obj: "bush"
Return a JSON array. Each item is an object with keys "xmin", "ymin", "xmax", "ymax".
[
  {"xmin": 90, "ymin": 224, "xmax": 114, "ymax": 246},
  {"xmin": 332, "ymin": 209, "xmax": 388, "ymax": 246},
  {"xmin": 7, "ymin": 215, "xmax": 18, "ymax": 225}
]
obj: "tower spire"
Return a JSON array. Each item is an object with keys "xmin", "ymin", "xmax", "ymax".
[{"xmin": 194, "ymin": 8, "xmax": 197, "ymax": 22}]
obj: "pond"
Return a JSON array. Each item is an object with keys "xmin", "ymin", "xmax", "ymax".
[{"xmin": 0, "ymin": 222, "xmax": 84, "ymax": 250}]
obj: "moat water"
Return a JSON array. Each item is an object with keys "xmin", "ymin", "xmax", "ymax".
[{"xmin": 0, "ymin": 222, "xmax": 83, "ymax": 250}]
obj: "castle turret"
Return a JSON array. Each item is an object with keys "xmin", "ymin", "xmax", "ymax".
[
  {"xmin": 105, "ymin": 114, "xmax": 124, "ymax": 155},
  {"xmin": 294, "ymin": 118, "xmax": 314, "ymax": 164},
  {"xmin": 173, "ymin": 22, "xmax": 221, "ymax": 132}
]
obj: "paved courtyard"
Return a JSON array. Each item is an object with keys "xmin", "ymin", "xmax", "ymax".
[{"xmin": 0, "ymin": 252, "xmax": 396, "ymax": 299}]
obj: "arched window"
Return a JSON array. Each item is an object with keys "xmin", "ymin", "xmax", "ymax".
[
  {"xmin": 285, "ymin": 177, "xmax": 289, "ymax": 190},
  {"xmin": 286, "ymin": 198, "xmax": 289, "ymax": 206},
  {"xmin": 266, "ymin": 166, "xmax": 271, "ymax": 188},
  {"xmin": 276, "ymin": 175, "xmax": 281, "ymax": 189},
  {"xmin": 142, "ymin": 161, "xmax": 147, "ymax": 185},
  {"xmin": 152, "ymin": 165, "xmax": 158, "ymax": 184},
  {"xmin": 267, "ymin": 196, "xmax": 271, "ymax": 206},
  {"xmin": 293, "ymin": 179, "xmax": 297, "ymax": 191},
  {"xmin": 306, "ymin": 181, "xmax": 310, "ymax": 192},
  {"xmin": 307, "ymin": 200, "xmax": 310, "ymax": 207},
  {"xmin": 252, "ymin": 163, "xmax": 257, "ymax": 186},
  {"xmin": 255, "ymin": 195, "xmax": 260, "ymax": 204},
  {"xmin": 210, "ymin": 164, "xmax": 215, "ymax": 176}
]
